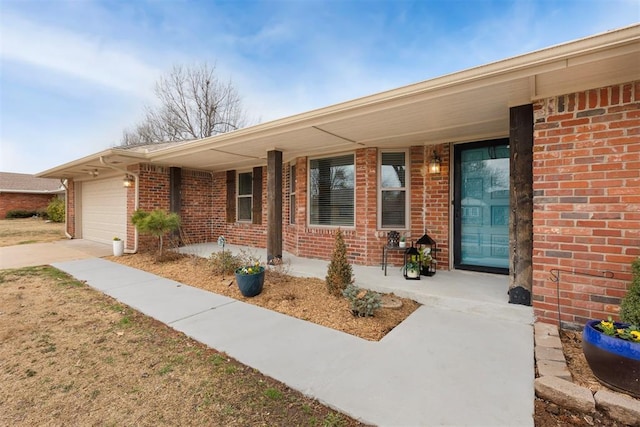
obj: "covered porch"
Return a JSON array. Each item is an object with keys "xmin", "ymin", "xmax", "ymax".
[{"xmin": 179, "ymin": 242, "xmax": 533, "ymax": 324}]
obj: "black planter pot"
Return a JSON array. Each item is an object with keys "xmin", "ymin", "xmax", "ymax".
[
  {"xmin": 234, "ymin": 266, "xmax": 265, "ymax": 297},
  {"xmin": 582, "ymin": 320, "xmax": 640, "ymax": 398}
]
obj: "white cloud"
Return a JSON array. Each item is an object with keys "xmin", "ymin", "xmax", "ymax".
[{"xmin": 0, "ymin": 13, "xmax": 161, "ymax": 97}]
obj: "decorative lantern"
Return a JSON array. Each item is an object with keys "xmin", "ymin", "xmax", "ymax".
[
  {"xmin": 403, "ymin": 244, "xmax": 421, "ymax": 280},
  {"xmin": 416, "ymin": 233, "xmax": 437, "ymax": 276},
  {"xmin": 429, "ymin": 151, "xmax": 441, "ymax": 174},
  {"xmin": 387, "ymin": 230, "xmax": 400, "ymax": 247}
]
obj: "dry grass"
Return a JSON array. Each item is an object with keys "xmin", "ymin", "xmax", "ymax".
[
  {"xmin": 0, "ymin": 218, "xmax": 64, "ymax": 247},
  {"xmin": 0, "ymin": 266, "xmax": 366, "ymax": 426}
]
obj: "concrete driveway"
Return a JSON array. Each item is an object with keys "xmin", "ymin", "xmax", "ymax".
[{"xmin": 0, "ymin": 239, "xmax": 112, "ymax": 269}]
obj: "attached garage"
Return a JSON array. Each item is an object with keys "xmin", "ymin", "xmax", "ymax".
[{"xmin": 80, "ymin": 177, "xmax": 127, "ymax": 244}]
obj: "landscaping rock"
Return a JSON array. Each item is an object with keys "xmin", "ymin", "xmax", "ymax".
[
  {"xmin": 535, "ymin": 333, "xmax": 563, "ymax": 349},
  {"xmin": 535, "ymin": 345, "xmax": 566, "ymax": 362},
  {"xmin": 536, "ymin": 359, "xmax": 572, "ymax": 380},
  {"xmin": 594, "ymin": 389, "xmax": 640, "ymax": 426},
  {"xmin": 535, "ymin": 322, "xmax": 559, "ymax": 337},
  {"xmin": 535, "ymin": 376, "xmax": 596, "ymax": 413}
]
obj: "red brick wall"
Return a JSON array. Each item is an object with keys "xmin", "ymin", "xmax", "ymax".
[
  {"xmin": 131, "ymin": 145, "xmax": 452, "ymax": 268},
  {"xmin": 532, "ymin": 80, "xmax": 640, "ymax": 327},
  {"xmin": 409, "ymin": 144, "xmax": 450, "ymax": 269},
  {"xmin": 180, "ymin": 169, "xmax": 213, "ymax": 244},
  {"xmin": 0, "ymin": 192, "xmax": 56, "ymax": 218},
  {"xmin": 210, "ymin": 168, "xmax": 268, "ymax": 249},
  {"xmin": 135, "ymin": 164, "xmax": 171, "ymax": 251},
  {"xmin": 283, "ymin": 146, "xmax": 450, "ymax": 267}
]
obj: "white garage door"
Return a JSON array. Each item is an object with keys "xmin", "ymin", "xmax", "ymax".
[{"xmin": 81, "ymin": 178, "xmax": 127, "ymax": 244}]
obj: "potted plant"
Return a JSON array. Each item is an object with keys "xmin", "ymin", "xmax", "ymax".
[
  {"xmin": 582, "ymin": 318, "xmax": 640, "ymax": 397},
  {"xmin": 399, "ymin": 236, "xmax": 406, "ymax": 248},
  {"xmin": 582, "ymin": 257, "xmax": 640, "ymax": 397},
  {"xmin": 404, "ymin": 260, "xmax": 420, "ymax": 279},
  {"xmin": 419, "ymin": 247, "xmax": 434, "ymax": 276},
  {"xmin": 234, "ymin": 262, "xmax": 265, "ymax": 297},
  {"xmin": 112, "ymin": 236, "xmax": 124, "ymax": 257}
]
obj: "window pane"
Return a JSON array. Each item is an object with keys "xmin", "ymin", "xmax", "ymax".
[
  {"xmin": 381, "ymin": 190, "xmax": 405, "ymax": 228},
  {"xmin": 309, "ymin": 154, "xmax": 354, "ymax": 226},
  {"xmin": 290, "ymin": 165, "xmax": 296, "ymax": 193},
  {"xmin": 238, "ymin": 172, "xmax": 252, "ymax": 195},
  {"xmin": 381, "ymin": 152, "xmax": 405, "ymax": 188},
  {"xmin": 238, "ymin": 197, "xmax": 252, "ymax": 221}
]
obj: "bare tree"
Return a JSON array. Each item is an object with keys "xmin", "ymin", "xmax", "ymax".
[{"xmin": 121, "ymin": 63, "xmax": 249, "ymax": 146}]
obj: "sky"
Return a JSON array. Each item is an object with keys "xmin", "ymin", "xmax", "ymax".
[{"xmin": 0, "ymin": 0, "xmax": 638, "ymax": 175}]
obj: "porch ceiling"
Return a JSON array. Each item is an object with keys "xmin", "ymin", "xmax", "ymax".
[{"xmin": 39, "ymin": 25, "xmax": 640, "ymax": 178}]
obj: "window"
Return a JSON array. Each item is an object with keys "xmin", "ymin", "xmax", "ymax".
[
  {"xmin": 290, "ymin": 164, "xmax": 296, "ymax": 224},
  {"xmin": 237, "ymin": 171, "xmax": 252, "ymax": 222},
  {"xmin": 379, "ymin": 151, "xmax": 407, "ymax": 228},
  {"xmin": 309, "ymin": 154, "xmax": 354, "ymax": 226}
]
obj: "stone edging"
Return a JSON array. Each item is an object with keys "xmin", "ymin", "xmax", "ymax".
[{"xmin": 533, "ymin": 322, "xmax": 640, "ymax": 426}]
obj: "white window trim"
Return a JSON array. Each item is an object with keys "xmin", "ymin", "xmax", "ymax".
[
  {"xmin": 307, "ymin": 152, "xmax": 356, "ymax": 229},
  {"xmin": 237, "ymin": 170, "xmax": 253, "ymax": 223},
  {"xmin": 378, "ymin": 149, "xmax": 409, "ymax": 230}
]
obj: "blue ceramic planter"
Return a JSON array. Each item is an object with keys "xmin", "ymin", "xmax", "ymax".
[
  {"xmin": 234, "ymin": 266, "xmax": 265, "ymax": 297},
  {"xmin": 582, "ymin": 319, "xmax": 640, "ymax": 397}
]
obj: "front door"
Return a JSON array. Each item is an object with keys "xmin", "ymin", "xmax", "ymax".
[{"xmin": 454, "ymin": 139, "xmax": 509, "ymax": 274}]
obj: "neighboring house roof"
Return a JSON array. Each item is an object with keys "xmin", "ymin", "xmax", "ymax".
[
  {"xmin": 0, "ymin": 172, "xmax": 65, "ymax": 194},
  {"xmin": 38, "ymin": 24, "xmax": 640, "ymax": 180},
  {"xmin": 0, "ymin": 172, "xmax": 64, "ymax": 194}
]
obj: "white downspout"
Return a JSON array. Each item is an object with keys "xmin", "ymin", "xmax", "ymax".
[
  {"xmin": 60, "ymin": 178, "xmax": 72, "ymax": 239},
  {"xmin": 99, "ymin": 156, "xmax": 139, "ymax": 253}
]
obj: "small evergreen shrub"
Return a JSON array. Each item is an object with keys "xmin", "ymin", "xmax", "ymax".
[
  {"xmin": 342, "ymin": 284, "xmax": 381, "ymax": 317},
  {"xmin": 131, "ymin": 209, "xmax": 180, "ymax": 259},
  {"xmin": 46, "ymin": 198, "xmax": 65, "ymax": 223},
  {"xmin": 620, "ymin": 257, "xmax": 640, "ymax": 325},
  {"xmin": 325, "ymin": 229, "xmax": 353, "ymax": 296}
]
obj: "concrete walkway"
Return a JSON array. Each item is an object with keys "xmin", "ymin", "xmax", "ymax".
[
  {"xmin": 50, "ymin": 255, "xmax": 535, "ymax": 426},
  {"xmin": 0, "ymin": 239, "xmax": 112, "ymax": 269}
]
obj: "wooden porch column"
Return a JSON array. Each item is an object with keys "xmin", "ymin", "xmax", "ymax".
[
  {"xmin": 267, "ymin": 150, "xmax": 283, "ymax": 263},
  {"xmin": 508, "ymin": 104, "xmax": 534, "ymax": 306}
]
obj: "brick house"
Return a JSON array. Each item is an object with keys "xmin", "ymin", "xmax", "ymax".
[
  {"xmin": 39, "ymin": 25, "xmax": 639, "ymax": 327},
  {"xmin": 0, "ymin": 172, "xmax": 64, "ymax": 218}
]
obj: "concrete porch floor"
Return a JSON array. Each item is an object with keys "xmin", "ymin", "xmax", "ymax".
[{"xmin": 179, "ymin": 242, "xmax": 533, "ymax": 325}]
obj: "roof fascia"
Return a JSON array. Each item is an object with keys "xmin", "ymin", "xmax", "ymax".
[{"xmin": 37, "ymin": 149, "xmax": 148, "ymax": 179}]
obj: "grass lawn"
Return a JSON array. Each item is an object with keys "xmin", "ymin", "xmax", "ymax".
[
  {"xmin": 0, "ymin": 266, "xmax": 365, "ymax": 426},
  {"xmin": 0, "ymin": 218, "xmax": 65, "ymax": 247}
]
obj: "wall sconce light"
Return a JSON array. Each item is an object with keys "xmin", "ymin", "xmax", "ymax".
[
  {"xmin": 123, "ymin": 175, "xmax": 135, "ymax": 188},
  {"xmin": 429, "ymin": 151, "xmax": 441, "ymax": 174}
]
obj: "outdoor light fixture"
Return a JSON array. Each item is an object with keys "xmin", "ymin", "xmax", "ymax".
[
  {"xmin": 429, "ymin": 151, "xmax": 441, "ymax": 174},
  {"xmin": 123, "ymin": 175, "xmax": 135, "ymax": 188}
]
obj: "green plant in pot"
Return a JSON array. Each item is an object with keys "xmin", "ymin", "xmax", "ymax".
[
  {"xmin": 582, "ymin": 257, "xmax": 640, "ymax": 397},
  {"xmin": 234, "ymin": 262, "xmax": 265, "ymax": 297},
  {"xmin": 404, "ymin": 260, "xmax": 420, "ymax": 279}
]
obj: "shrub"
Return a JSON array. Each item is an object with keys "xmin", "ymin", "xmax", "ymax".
[
  {"xmin": 46, "ymin": 198, "xmax": 65, "ymax": 223},
  {"xmin": 620, "ymin": 257, "xmax": 640, "ymax": 325},
  {"xmin": 209, "ymin": 250, "xmax": 242, "ymax": 275},
  {"xmin": 131, "ymin": 209, "xmax": 180, "ymax": 259},
  {"xmin": 5, "ymin": 210, "xmax": 37, "ymax": 219},
  {"xmin": 342, "ymin": 284, "xmax": 381, "ymax": 317},
  {"xmin": 325, "ymin": 229, "xmax": 353, "ymax": 297}
]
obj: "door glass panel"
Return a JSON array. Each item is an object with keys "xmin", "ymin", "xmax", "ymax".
[{"xmin": 460, "ymin": 144, "xmax": 509, "ymax": 269}]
